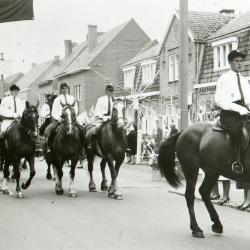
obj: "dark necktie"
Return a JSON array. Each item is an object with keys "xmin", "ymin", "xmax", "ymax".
[
  {"xmin": 64, "ymin": 95, "xmax": 68, "ymax": 105},
  {"xmin": 107, "ymin": 96, "xmax": 111, "ymax": 115},
  {"xmin": 14, "ymin": 97, "xmax": 17, "ymax": 113},
  {"xmin": 236, "ymin": 73, "xmax": 245, "ymax": 104}
]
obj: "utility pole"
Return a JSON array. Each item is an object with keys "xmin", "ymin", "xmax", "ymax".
[
  {"xmin": 0, "ymin": 52, "xmax": 4, "ymax": 99},
  {"xmin": 178, "ymin": 0, "xmax": 189, "ymax": 130}
]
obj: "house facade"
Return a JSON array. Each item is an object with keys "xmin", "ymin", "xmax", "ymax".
[
  {"xmin": 52, "ymin": 19, "xmax": 151, "ymax": 113},
  {"xmin": 195, "ymin": 11, "xmax": 250, "ymax": 121},
  {"xmin": 118, "ymin": 40, "xmax": 161, "ymax": 136},
  {"xmin": 159, "ymin": 10, "xmax": 232, "ymax": 128}
]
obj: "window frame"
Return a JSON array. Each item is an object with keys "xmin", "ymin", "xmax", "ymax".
[
  {"xmin": 73, "ymin": 84, "xmax": 81, "ymax": 102},
  {"xmin": 123, "ymin": 66, "xmax": 136, "ymax": 89}
]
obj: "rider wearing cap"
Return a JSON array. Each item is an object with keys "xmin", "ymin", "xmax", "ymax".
[
  {"xmin": 215, "ymin": 50, "xmax": 250, "ymax": 174},
  {"xmin": 47, "ymin": 82, "xmax": 79, "ymax": 151},
  {"xmin": 86, "ymin": 84, "xmax": 115, "ymax": 149},
  {"xmin": 0, "ymin": 84, "xmax": 25, "ymax": 138}
]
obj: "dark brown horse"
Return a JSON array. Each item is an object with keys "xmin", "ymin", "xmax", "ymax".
[
  {"xmin": 84, "ymin": 100, "xmax": 127, "ymax": 200},
  {"xmin": 158, "ymin": 118, "xmax": 250, "ymax": 238},
  {"xmin": 0, "ymin": 101, "xmax": 39, "ymax": 198},
  {"xmin": 47, "ymin": 103, "xmax": 84, "ymax": 197}
]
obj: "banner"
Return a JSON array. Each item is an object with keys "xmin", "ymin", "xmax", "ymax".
[{"xmin": 0, "ymin": 0, "xmax": 34, "ymax": 23}]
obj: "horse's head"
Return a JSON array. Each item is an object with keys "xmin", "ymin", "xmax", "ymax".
[
  {"xmin": 111, "ymin": 99, "xmax": 126, "ymax": 129},
  {"xmin": 22, "ymin": 101, "xmax": 39, "ymax": 138},
  {"xmin": 60, "ymin": 101, "xmax": 76, "ymax": 135}
]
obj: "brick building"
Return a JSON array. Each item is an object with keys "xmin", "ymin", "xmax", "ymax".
[
  {"xmin": 51, "ymin": 19, "xmax": 151, "ymax": 113},
  {"xmin": 195, "ymin": 10, "xmax": 250, "ymax": 121},
  {"xmin": 159, "ymin": 10, "xmax": 232, "ymax": 128}
]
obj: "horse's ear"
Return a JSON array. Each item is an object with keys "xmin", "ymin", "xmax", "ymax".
[{"xmin": 26, "ymin": 101, "xmax": 30, "ymax": 109}]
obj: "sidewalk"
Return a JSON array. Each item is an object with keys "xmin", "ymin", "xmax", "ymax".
[{"xmin": 168, "ymin": 173, "xmax": 250, "ymax": 212}]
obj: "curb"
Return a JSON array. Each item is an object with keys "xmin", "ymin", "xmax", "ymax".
[{"xmin": 169, "ymin": 189, "xmax": 250, "ymax": 213}]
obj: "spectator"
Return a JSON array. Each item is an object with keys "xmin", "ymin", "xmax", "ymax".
[
  {"xmin": 169, "ymin": 123, "xmax": 178, "ymax": 136},
  {"xmin": 126, "ymin": 123, "xmax": 137, "ymax": 164}
]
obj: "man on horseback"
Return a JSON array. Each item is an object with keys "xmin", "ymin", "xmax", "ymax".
[
  {"xmin": 47, "ymin": 82, "xmax": 79, "ymax": 152},
  {"xmin": 39, "ymin": 93, "xmax": 53, "ymax": 136},
  {"xmin": 0, "ymin": 84, "xmax": 25, "ymax": 139},
  {"xmin": 86, "ymin": 84, "xmax": 115, "ymax": 150},
  {"xmin": 215, "ymin": 50, "xmax": 250, "ymax": 174}
]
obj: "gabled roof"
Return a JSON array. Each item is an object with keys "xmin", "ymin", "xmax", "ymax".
[
  {"xmin": 55, "ymin": 19, "xmax": 147, "ymax": 77},
  {"xmin": 209, "ymin": 11, "xmax": 250, "ymax": 40},
  {"xmin": 160, "ymin": 10, "xmax": 232, "ymax": 52},
  {"xmin": 122, "ymin": 41, "xmax": 160, "ymax": 67},
  {"xmin": 16, "ymin": 61, "xmax": 54, "ymax": 90}
]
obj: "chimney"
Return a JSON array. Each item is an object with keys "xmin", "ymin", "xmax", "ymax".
[
  {"xmin": 88, "ymin": 25, "xmax": 97, "ymax": 53},
  {"xmin": 219, "ymin": 9, "xmax": 235, "ymax": 17},
  {"xmin": 64, "ymin": 40, "xmax": 73, "ymax": 58},
  {"xmin": 32, "ymin": 63, "xmax": 37, "ymax": 68},
  {"xmin": 54, "ymin": 55, "xmax": 60, "ymax": 64},
  {"xmin": 0, "ymin": 52, "xmax": 4, "ymax": 60}
]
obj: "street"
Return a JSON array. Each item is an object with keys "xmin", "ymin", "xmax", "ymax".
[{"xmin": 0, "ymin": 158, "xmax": 250, "ymax": 250}]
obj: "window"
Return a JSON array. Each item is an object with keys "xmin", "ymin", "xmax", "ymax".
[
  {"xmin": 168, "ymin": 54, "xmax": 178, "ymax": 82},
  {"xmin": 212, "ymin": 37, "xmax": 238, "ymax": 71},
  {"xmin": 73, "ymin": 85, "xmax": 81, "ymax": 101},
  {"xmin": 123, "ymin": 66, "xmax": 136, "ymax": 89},
  {"xmin": 141, "ymin": 60, "xmax": 157, "ymax": 85}
]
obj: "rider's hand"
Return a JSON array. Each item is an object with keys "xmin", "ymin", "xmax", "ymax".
[
  {"xmin": 239, "ymin": 108, "xmax": 249, "ymax": 116},
  {"xmin": 13, "ymin": 113, "xmax": 19, "ymax": 119},
  {"xmin": 103, "ymin": 115, "xmax": 109, "ymax": 122}
]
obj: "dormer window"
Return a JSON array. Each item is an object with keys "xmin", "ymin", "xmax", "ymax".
[
  {"xmin": 123, "ymin": 66, "xmax": 136, "ymax": 89},
  {"xmin": 212, "ymin": 37, "xmax": 238, "ymax": 71}
]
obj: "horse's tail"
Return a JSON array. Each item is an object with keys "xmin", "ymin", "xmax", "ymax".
[{"xmin": 158, "ymin": 132, "xmax": 182, "ymax": 188}]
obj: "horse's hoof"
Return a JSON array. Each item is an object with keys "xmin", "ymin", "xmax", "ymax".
[
  {"xmin": 108, "ymin": 192, "xmax": 115, "ymax": 198},
  {"xmin": 114, "ymin": 194, "xmax": 123, "ymax": 200},
  {"xmin": 21, "ymin": 183, "xmax": 27, "ymax": 190},
  {"xmin": 192, "ymin": 231, "xmax": 205, "ymax": 238},
  {"xmin": 212, "ymin": 224, "xmax": 223, "ymax": 234},
  {"xmin": 89, "ymin": 187, "xmax": 97, "ymax": 192},
  {"xmin": 101, "ymin": 186, "xmax": 108, "ymax": 192},
  {"xmin": 16, "ymin": 192, "xmax": 24, "ymax": 199},
  {"xmin": 56, "ymin": 189, "xmax": 64, "ymax": 195},
  {"xmin": 69, "ymin": 192, "xmax": 78, "ymax": 198},
  {"xmin": 46, "ymin": 173, "xmax": 52, "ymax": 180},
  {"xmin": 2, "ymin": 189, "xmax": 9, "ymax": 195}
]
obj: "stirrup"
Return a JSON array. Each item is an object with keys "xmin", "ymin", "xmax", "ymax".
[{"xmin": 232, "ymin": 161, "xmax": 243, "ymax": 175}]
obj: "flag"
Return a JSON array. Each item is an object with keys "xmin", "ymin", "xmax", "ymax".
[{"xmin": 0, "ymin": 0, "xmax": 34, "ymax": 23}]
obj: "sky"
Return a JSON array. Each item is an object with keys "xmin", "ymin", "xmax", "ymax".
[{"xmin": 0, "ymin": 0, "xmax": 250, "ymax": 75}]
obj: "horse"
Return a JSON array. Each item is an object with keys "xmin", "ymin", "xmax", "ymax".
[
  {"xmin": 84, "ymin": 100, "xmax": 127, "ymax": 200},
  {"xmin": 47, "ymin": 102, "xmax": 84, "ymax": 197},
  {"xmin": 0, "ymin": 101, "xmax": 39, "ymax": 198},
  {"xmin": 158, "ymin": 116, "xmax": 250, "ymax": 238}
]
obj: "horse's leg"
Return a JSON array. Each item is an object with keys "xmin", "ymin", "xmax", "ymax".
[
  {"xmin": 1, "ymin": 160, "xmax": 11, "ymax": 194},
  {"xmin": 182, "ymin": 163, "xmax": 204, "ymax": 238},
  {"xmin": 113, "ymin": 157, "xmax": 124, "ymax": 200},
  {"xmin": 54, "ymin": 158, "xmax": 64, "ymax": 195},
  {"xmin": 199, "ymin": 173, "xmax": 222, "ymax": 234},
  {"xmin": 68, "ymin": 158, "xmax": 78, "ymax": 197},
  {"xmin": 13, "ymin": 161, "xmax": 23, "ymax": 198},
  {"xmin": 106, "ymin": 156, "xmax": 118, "ymax": 198},
  {"xmin": 21, "ymin": 156, "xmax": 36, "ymax": 190},
  {"xmin": 46, "ymin": 163, "xmax": 52, "ymax": 180},
  {"xmin": 100, "ymin": 158, "xmax": 108, "ymax": 191},
  {"xmin": 88, "ymin": 153, "xmax": 97, "ymax": 192}
]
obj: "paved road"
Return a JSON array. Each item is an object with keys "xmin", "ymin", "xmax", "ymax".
[{"xmin": 0, "ymin": 159, "xmax": 249, "ymax": 250}]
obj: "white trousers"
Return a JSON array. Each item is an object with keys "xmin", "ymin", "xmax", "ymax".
[{"xmin": 0, "ymin": 120, "xmax": 14, "ymax": 133}]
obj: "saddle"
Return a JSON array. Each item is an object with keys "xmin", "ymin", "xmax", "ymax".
[{"xmin": 213, "ymin": 119, "xmax": 249, "ymax": 150}]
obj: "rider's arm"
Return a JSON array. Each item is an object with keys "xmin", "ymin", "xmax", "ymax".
[
  {"xmin": 51, "ymin": 98, "xmax": 61, "ymax": 121},
  {"xmin": 215, "ymin": 75, "xmax": 248, "ymax": 115},
  {"xmin": 73, "ymin": 99, "xmax": 78, "ymax": 116},
  {"xmin": 40, "ymin": 104, "xmax": 50, "ymax": 118},
  {"xmin": 94, "ymin": 97, "xmax": 103, "ymax": 118},
  {"xmin": 0, "ymin": 97, "xmax": 15, "ymax": 118}
]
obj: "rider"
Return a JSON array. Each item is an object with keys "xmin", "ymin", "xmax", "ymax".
[
  {"xmin": 0, "ymin": 84, "xmax": 25, "ymax": 138},
  {"xmin": 39, "ymin": 93, "xmax": 52, "ymax": 136},
  {"xmin": 215, "ymin": 50, "xmax": 250, "ymax": 174},
  {"xmin": 86, "ymin": 84, "xmax": 115, "ymax": 149},
  {"xmin": 47, "ymin": 82, "xmax": 79, "ymax": 151}
]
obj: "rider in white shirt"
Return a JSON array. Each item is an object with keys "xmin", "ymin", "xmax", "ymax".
[
  {"xmin": 47, "ymin": 82, "xmax": 79, "ymax": 150},
  {"xmin": 0, "ymin": 84, "xmax": 25, "ymax": 138},
  {"xmin": 215, "ymin": 50, "xmax": 250, "ymax": 174},
  {"xmin": 87, "ymin": 84, "xmax": 115, "ymax": 149}
]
